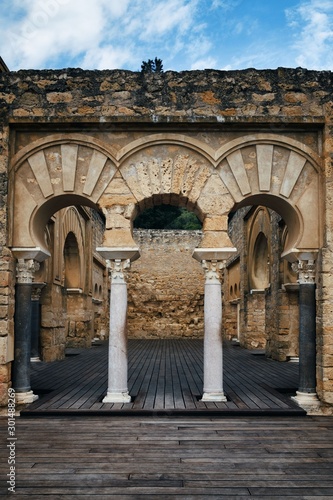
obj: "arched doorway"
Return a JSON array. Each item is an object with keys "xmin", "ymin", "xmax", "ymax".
[{"xmin": 9, "ymin": 132, "xmax": 322, "ymax": 406}]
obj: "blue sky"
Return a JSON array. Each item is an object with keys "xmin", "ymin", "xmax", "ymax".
[{"xmin": 1, "ymin": 0, "xmax": 333, "ymax": 72}]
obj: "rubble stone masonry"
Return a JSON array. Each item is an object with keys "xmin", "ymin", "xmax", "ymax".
[{"xmin": 128, "ymin": 229, "xmax": 204, "ymax": 338}]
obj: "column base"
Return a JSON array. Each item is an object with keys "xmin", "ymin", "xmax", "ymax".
[
  {"xmin": 30, "ymin": 357, "xmax": 41, "ymax": 362},
  {"xmin": 201, "ymin": 392, "xmax": 227, "ymax": 402},
  {"xmin": 15, "ymin": 390, "xmax": 39, "ymax": 404},
  {"xmin": 291, "ymin": 391, "xmax": 320, "ymax": 411},
  {"xmin": 288, "ymin": 356, "xmax": 299, "ymax": 363},
  {"xmin": 102, "ymin": 391, "xmax": 131, "ymax": 403}
]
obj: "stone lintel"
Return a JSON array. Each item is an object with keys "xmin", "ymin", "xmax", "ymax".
[
  {"xmin": 192, "ymin": 247, "xmax": 237, "ymax": 262},
  {"xmin": 96, "ymin": 247, "xmax": 140, "ymax": 262},
  {"xmin": 281, "ymin": 248, "xmax": 318, "ymax": 263},
  {"xmin": 11, "ymin": 247, "xmax": 51, "ymax": 262}
]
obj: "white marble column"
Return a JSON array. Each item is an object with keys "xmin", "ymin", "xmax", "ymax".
[
  {"xmin": 201, "ymin": 259, "xmax": 227, "ymax": 401},
  {"xmin": 97, "ymin": 247, "xmax": 139, "ymax": 404},
  {"xmin": 193, "ymin": 247, "xmax": 236, "ymax": 402},
  {"xmin": 103, "ymin": 258, "xmax": 131, "ymax": 403}
]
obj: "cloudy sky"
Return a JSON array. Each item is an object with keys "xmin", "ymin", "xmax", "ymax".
[{"xmin": 1, "ymin": 0, "xmax": 333, "ymax": 72}]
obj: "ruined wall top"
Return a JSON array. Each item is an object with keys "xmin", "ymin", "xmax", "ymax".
[{"xmin": 1, "ymin": 67, "xmax": 333, "ymax": 124}]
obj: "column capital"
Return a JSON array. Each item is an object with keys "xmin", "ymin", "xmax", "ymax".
[
  {"xmin": 108, "ymin": 259, "xmax": 131, "ymax": 284},
  {"xmin": 31, "ymin": 282, "xmax": 46, "ymax": 300},
  {"xmin": 292, "ymin": 258, "xmax": 316, "ymax": 284},
  {"xmin": 201, "ymin": 260, "xmax": 225, "ymax": 284},
  {"xmin": 16, "ymin": 259, "xmax": 40, "ymax": 284}
]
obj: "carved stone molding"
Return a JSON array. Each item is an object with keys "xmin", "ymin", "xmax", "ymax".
[
  {"xmin": 108, "ymin": 259, "xmax": 131, "ymax": 284},
  {"xmin": 292, "ymin": 259, "xmax": 316, "ymax": 284},
  {"xmin": 16, "ymin": 259, "xmax": 40, "ymax": 284},
  {"xmin": 201, "ymin": 260, "xmax": 225, "ymax": 284},
  {"xmin": 31, "ymin": 282, "xmax": 46, "ymax": 301}
]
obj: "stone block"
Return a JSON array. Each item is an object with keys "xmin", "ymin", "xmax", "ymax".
[
  {"xmin": 0, "ymin": 363, "xmax": 11, "ymax": 382},
  {"xmin": 203, "ymin": 216, "xmax": 228, "ymax": 231},
  {"xmin": 0, "ymin": 334, "xmax": 14, "ymax": 363}
]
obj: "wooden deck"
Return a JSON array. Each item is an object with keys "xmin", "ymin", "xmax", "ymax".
[
  {"xmin": 1, "ymin": 415, "xmax": 333, "ymax": 497},
  {"xmin": 22, "ymin": 340, "xmax": 304, "ymax": 416}
]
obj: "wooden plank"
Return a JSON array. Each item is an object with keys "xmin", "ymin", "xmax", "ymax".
[
  {"xmin": 2, "ymin": 415, "xmax": 333, "ymax": 497},
  {"xmin": 25, "ymin": 339, "xmax": 302, "ymax": 415}
]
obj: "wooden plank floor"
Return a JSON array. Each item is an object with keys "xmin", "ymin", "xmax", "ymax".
[
  {"xmin": 1, "ymin": 415, "xmax": 333, "ymax": 497},
  {"xmin": 22, "ymin": 340, "xmax": 304, "ymax": 416}
]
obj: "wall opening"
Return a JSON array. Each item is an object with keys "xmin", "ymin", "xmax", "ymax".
[
  {"xmin": 225, "ymin": 201, "xmax": 299, "ymax": 360},
  {"xmin": 128, "ymin": 203, "xmax": 204, "ymax": 339}
]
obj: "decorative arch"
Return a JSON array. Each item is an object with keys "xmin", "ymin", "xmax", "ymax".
[
  {"xmin": 61, "ymin": 207, "xmax": 86, "ymax": 289},
  {"xmin": 9, "ymin": 134, "xmax": 117, "ymax": 256},
  {"xmin": 216, "ymin": 134, "xmax": 322, "ymax": 256},
  {"xmin": 247, "ymin": 207, "xmax": 271, "ymax": 290},
  {"xmin": 9, "ymin": 132, "xmax": 322, "ymax": 261},
  {"xmin": 63, "ymin": 232, "xmax": 81, "ymax": 289}
]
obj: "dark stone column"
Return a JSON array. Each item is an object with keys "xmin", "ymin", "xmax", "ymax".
[
  {"xmin": 12, "ymin": 259, "xmax": 39, "ymax": 404},
  {"xmin": 293, "ymin": 257, "xmax": 319, "ymax": 408},
  {"xmin": 299, "ymin": 282, "xmax": 316, "ymax": 393},
  {"xmin": 30, "ymin": 283, "xmax": 45, "ymax": 362}
]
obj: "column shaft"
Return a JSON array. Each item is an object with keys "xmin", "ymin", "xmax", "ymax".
[
  {"xmin": 298, "ymin": 283, "xmax": 316, "ymax": 393},
  {"xmin": 31, "ymin": 299, "xmax": 41, "ymax": 361},
  {"xmin": 202, "ymin": 281, "xmax": 225, "ymax": 399},
  {"xmin": 292, "ymin": 256, "xmax": 319, "ymax": 408},
  {"xmin": 103, "ymin": 259, "xmax": 131, "ymax": 403},
  {"xmin": 12, "ymin": 283, "xmax": 33, "ymax": 393},
  {"xmin": 107, "ymin": 282, "xmax": 129, "ymax": 394},
  {"xmin": 201, "ymin": 260, "xmax": 227, "ymax": 402}
]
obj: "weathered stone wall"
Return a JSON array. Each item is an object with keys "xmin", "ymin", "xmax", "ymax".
[
  {"xmin": 65, "ymin": 293, "xmax": 94, "ymax": 349},
  {"xmin": 127, "ymin": 229, "xmax": 204, "ymax": 338},
  {"xmin": 0, "ymin": 67, "xmax": 333, "ymax": 404},
  {"xmin": 225, "ymin": 208, "xmax": 299, "ymax": 360}
]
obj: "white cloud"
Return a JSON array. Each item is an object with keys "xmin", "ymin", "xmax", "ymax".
[
  {"xmin": 81, "ymin": 46, "xmax": 135, "ymax": 71},
  {"xmin": 286, "ymin": 0, "xmax": 333, "ymax": 69},
  {"xmin": 1, "ymin": 0, "xmax": 206, "ymax": 70},
  {"xmin": 190, "ymin": 56, "xmax": 217, "ymax": 70},
  {"xmin": 139, "ymin": 0, "xmax": 197, "ymax": 39},
  {"xmin": 210, "ymin": 0, "xmax": 241, "ymax": 11}
]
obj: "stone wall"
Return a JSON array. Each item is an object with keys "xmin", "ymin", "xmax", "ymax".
[
  {"xmin": 0, "ymin": 67, "xmax": 333, "ymax": 404},
  {"xmin": 127, "ymin": 229, "xmax": 204, "ymax": 338}
]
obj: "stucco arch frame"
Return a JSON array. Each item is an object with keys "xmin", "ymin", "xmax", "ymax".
[
  {"xmin": 214, "ymin": 133, "xmax": 323, "ymax": 259},
  {"xmin": 9, "ymin": 131, "xmax": 323, "ymax": 262},
  {"xmin": 61, "ymin": 206, "xmax": 86, "ymax": 290},
  {"xmin": 247, "ymin": 207, "xmax": 272, "ymax": 291}
]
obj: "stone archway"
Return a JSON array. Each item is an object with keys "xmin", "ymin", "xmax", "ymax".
[{"xmin": 9, "ymin": 132, "xmax": 322, "ymax": 404}]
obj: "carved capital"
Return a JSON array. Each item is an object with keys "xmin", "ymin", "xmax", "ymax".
[
  {"xmin": 31, "ymin": 282, "xmax": 46, "ymax": 300},
  {"xmin": 16, "ymin": 259, "xmax": 40, "ymax": 284},
  {"xmin": 201, "ymin": 260, "xmax": 225, "ymax": 284},
  {"xmin": 292, "ymin": 259, "xmax": 316, "ymax": 284},
  {"xmin": 108, "ymin": 259, "xmax": 131, "ymax": 284}
]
